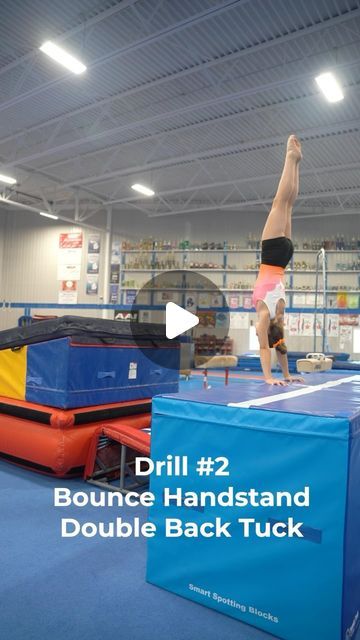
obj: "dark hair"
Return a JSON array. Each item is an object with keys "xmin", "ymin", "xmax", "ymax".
[{"xmin": 268, "ymin": 320, "xmax": 287, "ymax": 354}]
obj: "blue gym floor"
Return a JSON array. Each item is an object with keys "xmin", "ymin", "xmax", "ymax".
[{"xmin": 0, "ymin": 373, "xmax": 357, "ymax": 640}]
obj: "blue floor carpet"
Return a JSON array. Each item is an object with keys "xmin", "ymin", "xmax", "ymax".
[{"xmin": 0, "ymin": 463, "xmax": 277, "ymax": 640}]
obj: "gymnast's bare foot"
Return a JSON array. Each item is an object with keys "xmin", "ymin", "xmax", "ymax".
[{"xmin": 286, "ymin": 134, "xmax": 302, "ymax": 162}]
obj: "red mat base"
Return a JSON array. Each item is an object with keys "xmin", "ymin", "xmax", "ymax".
[{"xmin": 0, "ymin": 397, "xmax": 151, "ymax": 477}]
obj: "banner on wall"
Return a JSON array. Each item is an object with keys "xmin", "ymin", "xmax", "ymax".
[
  {"xmin": 58, "ymin": 232, "xmax": 83, "ymax": 281},
  {"xmin": 114, "ymin": 309, "xmax": 138, "ymax": 322}
]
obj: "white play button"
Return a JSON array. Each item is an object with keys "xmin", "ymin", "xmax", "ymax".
[{"xmin": 166, "ymin": 302, "xmax": 199, "ymax": 339}]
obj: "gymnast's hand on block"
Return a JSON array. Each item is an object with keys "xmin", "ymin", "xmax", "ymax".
[
  {"xmin": 265, "ymin": 377, "xmax": 287, "ymax": 386},
  {"xmin": 284, "ymin": 375, "xmax": 305, "ymax": 384}
]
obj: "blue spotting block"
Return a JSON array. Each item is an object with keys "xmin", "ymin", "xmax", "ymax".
[{"xmin": 147, "ymin": 373, "xmax": 360, "ymax": 640}]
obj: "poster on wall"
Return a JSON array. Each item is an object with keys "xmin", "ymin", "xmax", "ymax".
[
  {"xmin": 339, "ymin": 314, "xmax": 359, "ymax": 326},
  {"xmin": 215, "ymin": 312, "xmax": 227, "ymax": 328},
  {"xmin": 198, "ymin": 311, "xmax": 216, "ymax": 327},
  {"xmin": 242, "ymin": 295, "xmax": 253, "ymax": 310},
  {"xmin": 347, "ymin": 294, "xmax": 360, "ymax": 309},
  {"xmin": 305, "ymin": 293, "xmax": 323, "ymax": 307},
  {"xmin": 185, "ymin": 294, "xmax": 197, "ymax": 312},
  {"xmin": 87, "ymin": 255, "xmax": 100, "ymax": 275},
  {"xmin": 340, "ymin": 325, "xmax": 353, "ymax": 349},
  {"xmin": 315, "ymin": 316, "xmax": 324, "ymax": 337},
  {"xmin": 327, "ymin": 314, "xmax": 340, "ymax": 337},
  {"xmin": 58, "ymin": 262, "xmax": 82, "ymax": 280},
  {"xmin": 86, "ymin": 276, "xmax": 98, "ymax": 295},
  {"xmin": 299, "ymin": 314, "xmax": 313, "ymax": 336},
  {"xmin": 139, "ymin": 310, "xmax": 151, "ymax": 323},
  {"xmin": 110, "ymin": 263, "xmax": 120, "ymax": 284},
  {"xmin": 288, "ymin": 313, "xmax": 300, "ymax": 337},
  {"xmin": 109, "ymin": 284, "xmax": 119, "ymax": 304},
  {"xmin": 337, "ymin": 292, "xmax": 348, "ymax": 308},
  {"xmin": 58, "ymin": 280, "xmax": 78, "ymax": 304},
  {"xmin": 125, "ymin": 290, "xmax": 137, "ymax": 305},
  {"xmin": 156, "ymin": 291, "xmax": 180, "ymax": 304},
  {"xmin": 198, "ymin": 292, "xmax": 211, "ymax": 307},
  {"xmin": 59, "ymin": 232, "xmax": 83, "ymax": 249},
  {"xmin": 228, "ymin": 294, "xmax": 240, "ymax": 309},
  {"xmin": 230, "ymin": 312, "xmax": 249, "ymax": 330},
  {"xmin": 58, "ymin": 232, "xmax": 83, "ymax": 281},
  {"xmin": 211, "ymin": 294, "xmax": 222, "ymax": 308},
  {"xmin": 293, "ymin": 294, "xmax": 307, "ymax": 307},
  {"xmin": 88, "ymin": 234, "xmax": 101, "ymax": 254},
  {"xmin": 111, "ymin": 240, "xmax": 121, "ymax": 263}
]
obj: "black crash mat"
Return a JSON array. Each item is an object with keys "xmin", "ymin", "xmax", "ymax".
[{"xmin": 0, "ymin": 315, "xmax": 169, "ymax": 351}]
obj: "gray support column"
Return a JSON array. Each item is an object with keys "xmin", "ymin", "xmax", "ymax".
[{"xmin": 102, "ymin": 205, "xmax": 112, "ymax": 319}]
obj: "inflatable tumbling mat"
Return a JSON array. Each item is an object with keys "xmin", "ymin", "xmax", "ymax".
[
  {"xmin": 0, "ymin": 395, "xmax": 151, "ymax": 476},
  {"xmin": 147, "ymin": 373, "xmax": 360, "ymax": 640},
  {"xmin": 0, "ymin": 316, "xmax": 179, "ymax": 408}
]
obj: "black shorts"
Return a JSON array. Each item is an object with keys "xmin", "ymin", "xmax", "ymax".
[{"xmin": 261, "ymin": 237, "xmax": 294, "ymax": 268}]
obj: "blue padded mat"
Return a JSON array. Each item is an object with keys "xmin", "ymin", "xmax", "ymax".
[{"xmin": 148, "ymin": 372, "xmax": 360, "ymax": 640}]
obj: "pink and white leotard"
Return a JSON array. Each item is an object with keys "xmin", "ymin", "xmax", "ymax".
[{"xmin": 252, "ymin": 264, "xmax": 286, "ymax": 319}]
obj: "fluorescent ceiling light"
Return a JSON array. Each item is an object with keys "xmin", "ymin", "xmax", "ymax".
[
  {"xmin": 39, "ymin": 41, "xmax": 86, "ymax": 74},
  {"xmin": 0, "ymin": 173, "xmax": 17, "ymax": 185},
  {"xmin": 315, "ymin": 72, "xmax": 344, "ymax": 103},
  {"xmin": 39, "ymin": 211, "xmax": 59, "ymax": 220},
  {"xmin": 131, "ymin": 183, "xmax": 155, "ymax": 196}
]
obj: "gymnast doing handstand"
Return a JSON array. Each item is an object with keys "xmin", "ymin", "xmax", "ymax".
[{"xmin": 253, "ymin": 135, "xmax": 304, "ymax": 386}]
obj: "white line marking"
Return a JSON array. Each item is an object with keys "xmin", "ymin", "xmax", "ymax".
[{"xmin": 228, "ymin": 375, "xmax": 360, "ymax": 408}]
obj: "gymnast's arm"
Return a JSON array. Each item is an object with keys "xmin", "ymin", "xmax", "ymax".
[
  {"xmin": 276, "ymin": 350, "xmax": 291, "ymax": 379},
  {"xmin": 256, "ymin": 308, "xmax": 286, "ymax": 386},
  {"xmin": 276, "ymin": 350, "xmax": 304, "ymax": 383}
]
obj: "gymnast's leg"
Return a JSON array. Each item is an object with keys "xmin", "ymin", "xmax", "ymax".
[{"xmin": 262, "ymin": 135, "xmax": 302, "ymax": 241}]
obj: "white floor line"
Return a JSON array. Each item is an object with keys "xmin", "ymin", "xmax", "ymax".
[{"xmin": 228, "ymin": 375, "xmax": 360, "ymax": 408}]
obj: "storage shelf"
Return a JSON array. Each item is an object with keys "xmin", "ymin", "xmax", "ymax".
[
  {"xmin": 120, "ymin": 287, "xmax": 360, "ymax": 294},
  {"xmin": 123, "ymin": 267, "xmax": 360, "ymax": 274},
  {"xmin": 121, "ymin": 248, "xmax": 360, "ymax": 254}
]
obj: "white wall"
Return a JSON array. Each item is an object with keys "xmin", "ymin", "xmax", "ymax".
[
  {"xmin": 0, "ymin": 210, "xmax": 107, "ymax": 330},
  {"xmin": 112, "ymin": 208, "xmax": 360, "ymax": 245}
]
